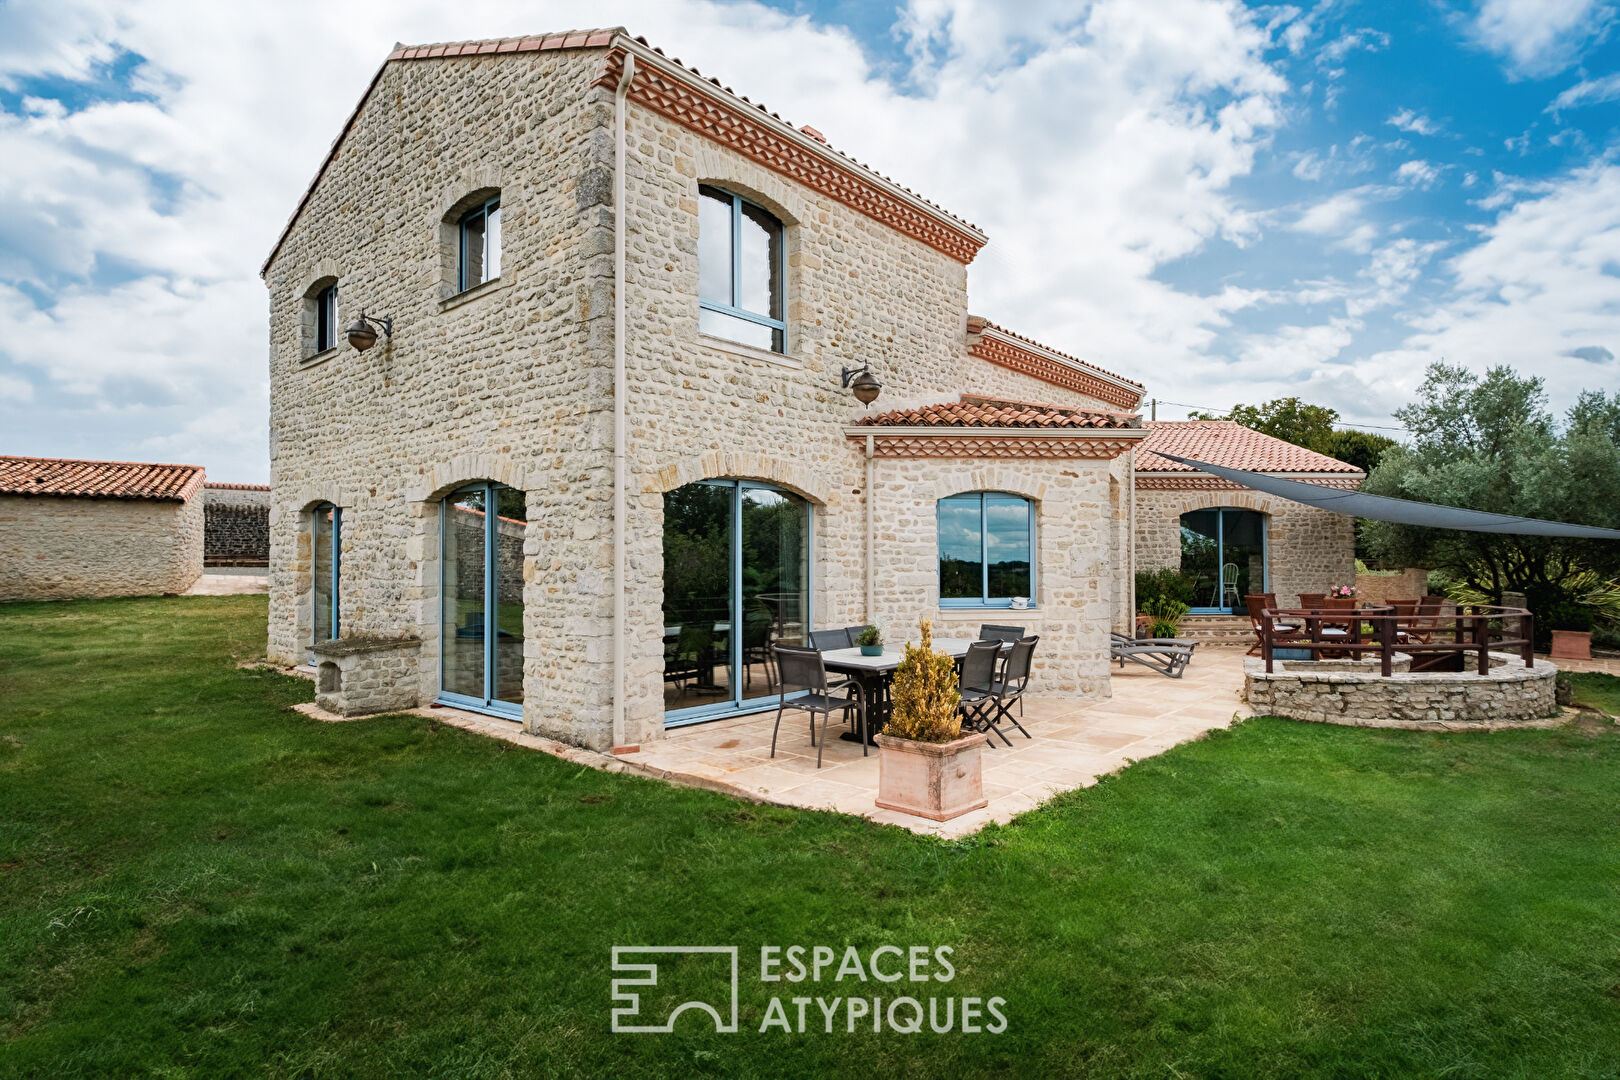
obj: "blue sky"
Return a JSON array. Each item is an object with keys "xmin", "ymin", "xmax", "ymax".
[{"xmin": 1, "ymin": 0, "xmax": 1618, "ymax": 480}]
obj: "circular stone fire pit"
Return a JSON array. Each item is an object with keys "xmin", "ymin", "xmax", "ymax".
[{"xmin": 1244, "ymin": 652, "xmax": 1560, "ymax": 730}]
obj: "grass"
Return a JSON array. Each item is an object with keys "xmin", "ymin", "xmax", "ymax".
[
  {"xmin": 2, "ymin": 596, "xmax": 1620, "ymax": 1079},
  {"xmin": 1567, "ymin": 671, "xmax": 1620, "ymax": 717}
]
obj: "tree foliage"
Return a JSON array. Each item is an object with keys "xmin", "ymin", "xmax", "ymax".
[{"xmin": 1360, "ymin": 363, "xmax": 1620, "ymax": 636}]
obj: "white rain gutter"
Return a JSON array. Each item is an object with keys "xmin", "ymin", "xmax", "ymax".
[
  {"xmin": 864, "ymin": 434, "xmax": 875, "ymax": 620},
  {"xmin": 612, "ymin": 54, "xmax": 637, "ymax": 752}
]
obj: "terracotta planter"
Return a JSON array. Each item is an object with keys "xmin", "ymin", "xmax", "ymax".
[
  {"xmin": 1135, "ymin": 614, "xmax": 1152, "ymax": 638},
  {"xmin": 1549, "ymin": 630, "xmax": 1592, "ymax": 660},
  {"xmin": 874, "ymin": 732, "xmax": 989, "ymax": 821}
]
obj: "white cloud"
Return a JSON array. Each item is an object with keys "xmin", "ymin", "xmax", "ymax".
[
  {"xmin": 1292, "ymin": 191, "xmax": 1367, "ymax": 235},
  {"xmin": 1368, "ymin": 160, "xmax": 1620, "ymax": 414},
  {"xmin": 0, "ymin": 372, "xmax": 33, "ymax": 402},
  {"xmin": 1464, "ymin": 0, "xmax": 1614, "ymax": 79},
  {"xmin": 1394, "ymin": 159, "xmax": 1442, "ymax": 188},
  {"xmin": 1387, "ymin": 107, "xmax": 1440, "ymax": 135},
  {"xmin": 1548, "ymin": 70, "xmax": 1620, "ymax": 110}
]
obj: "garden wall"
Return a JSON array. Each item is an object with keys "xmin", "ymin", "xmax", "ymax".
[
  {"xmin": 204, "ymin": 483, "xmax": 271, "ymax": 566},
  {"xmin": 1244, "ymin": 654, "xmax": 1559, "ymax": 730}
]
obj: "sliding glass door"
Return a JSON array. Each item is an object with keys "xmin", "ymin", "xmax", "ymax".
[
  {"xmin": 663, "ymin": 479, "xmax": 810, "ymax": 725},
  {"xmin": 1181, "ymin": 507, "xmax": 1267, "ymax": 613},
  {"xmin": 440, "ymin": 482, "xmax": 526, "ymax": 716}
]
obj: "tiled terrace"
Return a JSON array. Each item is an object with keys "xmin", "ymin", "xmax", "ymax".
[{"xmin": 629, "ymin": 647, "xmax": 1253, "ymax": 837}]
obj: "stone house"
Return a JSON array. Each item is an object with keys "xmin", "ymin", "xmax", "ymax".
[
  {"xmin": 1133, "ymin": 421, "xmax": 1361, "ymax": 614},
  {"xmin": 260, "ymin": 28, "xmax": 1356, "ymax": 746},
  {"xmin": 0, "ymin": 456, "xmax": 205, "ymax": 601}
]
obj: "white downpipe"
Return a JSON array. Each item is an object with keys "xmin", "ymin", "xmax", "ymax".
[
  {"xmin": 864, "ymin": 434, "xmax": 875, "ymax": 621},
  {"xmin": 1127, "ymin": 447, "xmax": 1136, "ymax": 631},
  {"xmin": 612, "ymin": 55, "xmax": 637, "ymax": 750}
]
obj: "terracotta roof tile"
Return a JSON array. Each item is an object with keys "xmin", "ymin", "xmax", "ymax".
[
  {"xmin": 967, "ymin": 317, "xmax": 1144, "ymax": 391},
  {"xmin": 0, "ymin": 455, "xmax": 205, "ymax": 501},
  {"xmin": 857, "ymin": 395, "xmax": 1140, "ymax": 430},
  {"xmin": 1135, "ymin": 421, "xmax": 1361, "ymax": 474}
]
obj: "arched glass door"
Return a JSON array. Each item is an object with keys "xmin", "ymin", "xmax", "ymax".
[
  {"xmin": 663, "ymin": 479, "xmax": 811, "ymax": 725},
  {"xmin": 1181, "ymin": 507, "xmax": 1267, "ymax": 613},
  {"xmin": 440, "ymin": 482, "xmax": 526, "ymax": 716}
]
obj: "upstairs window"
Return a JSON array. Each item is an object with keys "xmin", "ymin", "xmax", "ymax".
[
  {"xmin": 314, "ymin": 284, "xmax": 338, "ymax": 353},
  {"xmin": 698, "ymin": 185, "xmax": 784, "ymax": 352},
  {"xmin": 459, "ymin": 196, "xmax": 501, "ymax": 291},
  {"xmin": 938, "ymin": 493, "xmax": 1035, "ymax": 608}
]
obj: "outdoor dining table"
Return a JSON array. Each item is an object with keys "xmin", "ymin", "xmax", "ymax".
[{"xmin": 820, "ymin": 637, "xmax": 1005, "ymax": 747}]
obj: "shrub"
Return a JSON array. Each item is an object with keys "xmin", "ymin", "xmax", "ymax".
[
  {"xmin": 853, "ymin": 624, "xmax": 883, "ymax": 648},
  {"xmin": 1142, "ymin": 596, "xmax": 1189, "ymax": 639},
  {"xmin": 1547, "ymin": 602, "xmax": 1595, "ymax": 633},
  {"xmin": 883, "ymin": 619, "xmax": 961, "ymax": 743},
  {"xmin": 1136, "ymin": 568, "xmax": 1196, "ymax": 611}
]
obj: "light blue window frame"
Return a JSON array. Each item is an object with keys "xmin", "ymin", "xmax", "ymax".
[
  {"xmin": 1185, "ymin": 507, "xmax": 1270, "ymax": 614},
  {"xmin": 315, "ymin": 284, "xmax": 337, "ymax": 352},
  {"xmin": 437, "ymin": 482, "xmax": 523, "ymax": 720},
  {"xmin": 312, "ymin": 503, "xmax": 340, "ymax": 643},
  {"xmin": 665, "ymin": 479, "xmax": 813, "ymax": 728},
  {"xmin": 937, "ymin": 492, "xmax": 1037, "ymax": 610},
  {"xmin": 698, "ymin": 186, "xmax": 787, "ymax": 351},
  {"xmin": 457, "ymin": 196, "xmax": 501, "ymax": 293}
]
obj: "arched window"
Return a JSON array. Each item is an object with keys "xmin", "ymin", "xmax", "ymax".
[
  {"xmin": 311, "ymin": 503, "xmax": 340, "ymax": 642},
  {"xmin": 698, "ymin": 185, "xmax": 785, "ymax": 352},
  {"xmin": 938, "ymin": 493, "xmax": 1035, "ymax": 608},
  {"xmin": 458, "ymin": 195, "xmax": 501, "ymax": 291}
]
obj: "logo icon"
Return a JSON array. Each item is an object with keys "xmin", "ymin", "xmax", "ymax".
[{"xmin": 611, "ymin": 946, "xmax": 740, "ymax": 1034}]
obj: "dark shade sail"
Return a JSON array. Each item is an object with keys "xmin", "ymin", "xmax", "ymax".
[{"xmin": 1156, "ymin": 453, "xmax": 1620, "ymax": 541}]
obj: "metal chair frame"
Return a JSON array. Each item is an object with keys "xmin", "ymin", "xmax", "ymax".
[{"xmin": 770, "ymin": 645, "xmax": 865, "ymax": 766}]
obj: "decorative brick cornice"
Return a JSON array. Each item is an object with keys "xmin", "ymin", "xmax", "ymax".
[
  {"xmin": 967, "ymin": 324, "xmax": 1144, "ymax": 410},
  {"xmin": 597, "ymin": 47, "xmax": 987, "ymax": 265},
  {"xmin": 1134, "ymin": 476, "xmax": 1363, "ymax": 491},
  {"xmin": 848, "ymin": 428, "xmax": 1146, "ymax": 460}
]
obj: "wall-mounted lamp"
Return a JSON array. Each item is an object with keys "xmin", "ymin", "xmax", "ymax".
[
  {"xmin": 344, "ymin": 312, "xmax": 393, "ymax": 352},
  {"xmin": 841, "ymin": 362, "xmax": 882, "ymax": 406}
]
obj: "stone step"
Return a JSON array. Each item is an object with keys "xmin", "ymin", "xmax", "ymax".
[{"xmin": 1172, "ymin": 615, "xmax": 1255, "ymax": 645}]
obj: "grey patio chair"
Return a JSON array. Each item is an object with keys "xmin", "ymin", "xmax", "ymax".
[
  {"xmin": 810, "ymin": 628, "xmax": 852, "ymax": 651},
  {"xmin": 978, "ymin": 624, "xmax": 1026, "ymax": 643},
  {"xmin": 771, "ymin": 645, "xmax": 865, "ymax": 766},
  {"xmin": 980, "ymin": 635, "xmax": 1037, "ymax": 745},
  {"xmin": 843, "ymin": 624, "xmax": 874, "ymax": 645},
  {"xmin": 1109, "ymin": 631, "xmax": 1196, "ymax": 678},
  {"xmin": 956, "ymin": 639, "xmax": 1004, "ymax": 744}
]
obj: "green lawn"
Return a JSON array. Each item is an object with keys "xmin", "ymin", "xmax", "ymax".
[
  {"xmin": 3, "ymin": 597, "xmax": 1620, "ymax": 1079},
  {"xmin": 1568, "ymin": 671, "xmax": 1620, "ymax": 717}
]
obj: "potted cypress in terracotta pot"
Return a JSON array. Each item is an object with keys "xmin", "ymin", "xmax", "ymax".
[{"xmin": 874, "ymin": 619, "xmax": 988, "ymax": 821}]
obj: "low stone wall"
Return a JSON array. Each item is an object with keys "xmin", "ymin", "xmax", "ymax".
[{"xmin": 1244, "ymin": 653, "xmax": 1559, "ymax": 730}]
